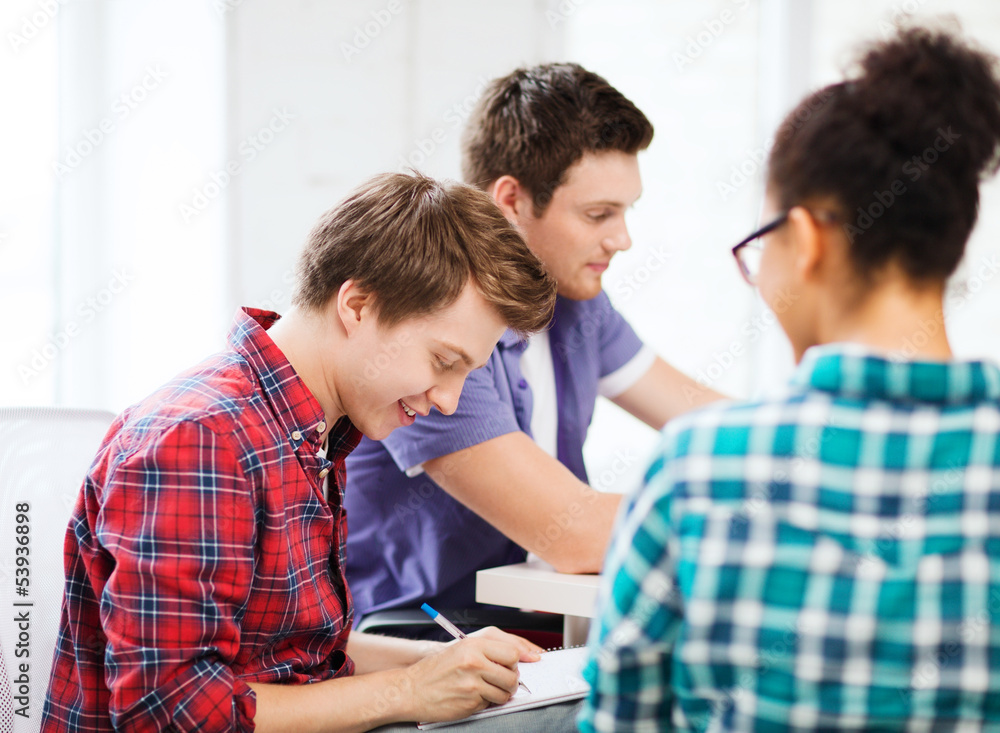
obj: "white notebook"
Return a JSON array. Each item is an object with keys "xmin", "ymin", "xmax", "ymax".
[{"xmin": 417, "ymin": 646, "xmax": 589, "ymax": 730}]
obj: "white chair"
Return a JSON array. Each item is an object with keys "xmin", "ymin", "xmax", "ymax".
[
  {"xmin": 0, "ymin": 645, "xmax": 13, "ymax": 733},
  {"xmin": 0, "ymin": 407, "xmax": 115, "ymax": 733}
]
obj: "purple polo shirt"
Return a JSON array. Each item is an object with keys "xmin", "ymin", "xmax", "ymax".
[{"xmin": 344, "ymin": 292, "xmax": 645, "ymax": 618}]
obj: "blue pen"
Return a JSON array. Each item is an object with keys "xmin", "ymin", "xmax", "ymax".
[{"xmin": 421, "ymin": 603, "xmax": 531, "ymax": 694}]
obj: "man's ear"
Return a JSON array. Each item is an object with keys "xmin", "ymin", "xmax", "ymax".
[
  {"xmin": 786, "ymin": 206, "xmax": 825, "ymax": 283},
  {"xmin": 335, "ymin": 280, "xmax": 370, "ymax": 337},
  {"xmin": 489, "ymin": 175, "xmax": 532, "ymax": 223}
]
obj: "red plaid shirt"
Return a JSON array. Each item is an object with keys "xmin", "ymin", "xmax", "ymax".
[{"xmin": 42, "ymin": 308, "xmax": 361, "ymax": 732}]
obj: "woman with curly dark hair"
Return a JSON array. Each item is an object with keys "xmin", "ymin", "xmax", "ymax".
[{"xmin": 582, "ymin": 25, "xmax": 1000, "ymax": 731}]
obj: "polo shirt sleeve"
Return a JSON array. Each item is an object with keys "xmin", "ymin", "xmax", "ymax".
[
  {"xmin": 96, "ymin": 419, "xmax": 257, "ymax": 732},
  {"xmin": 379, "ymin": 354, "xmax": 522, "ymax": 473},
  {"xmin": 593, "ymin": 292, "xmax": 653, "ymax": 399}
]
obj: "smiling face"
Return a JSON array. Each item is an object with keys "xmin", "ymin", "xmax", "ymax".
[
  {"xmin": 336, "ymin": 281, "xmax": 506, "ymax": 441},
  {"xmin": 514, "ymin": 150, "xmax": 642, "ymax": 301}
]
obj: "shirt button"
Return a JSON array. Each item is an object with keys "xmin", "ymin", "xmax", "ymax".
[
  {"xmin": 317, "ymin": 421, "xmax": 327, "ymax": 433},
  {"xmin": 291, "ymin": 430, "xmax": 302, "ymax": 441},
  {"xmin": 318, "ymin": 468, "xmax": 330, "ymax": 479},
  {"xmin": 518, "ymin": 379, "xmax": 528, "ymax": 389}
]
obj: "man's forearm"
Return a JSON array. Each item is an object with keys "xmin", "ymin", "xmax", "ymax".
[
  {"xmin": 347, "ymin": 630, "xmax": 443, "ymax": 675},
  {"xmin": 539, "ymin": 489, "xmax": 620, "ymax": 574},
  {"xmin": 252, "ymin": 630, "xmax": 533, "ymax": 733},
  {"xmin": 250, "ymin": 634, "xmax": 441, "ymax": 732},
  {"xmin": 425, "ymin": 433, "xmax": 623, "ymax": 574},
  {"xmin": 249, "ymin": 667, "xmax": 418, "ymax": 733},
  {"xmin": 611, "ymin": 356, "xmax": 729, "ymax": 428}
]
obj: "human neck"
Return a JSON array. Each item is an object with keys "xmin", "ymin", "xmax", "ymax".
[
  {"xmin": 817, "ymin": 277, "xmax": 951, "ymax": 361},
  {"xmin": 266, "ymin": 306, "xmax": 345, "ymax": 433}
]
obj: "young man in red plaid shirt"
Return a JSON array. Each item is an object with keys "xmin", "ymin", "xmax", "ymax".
[{"xmin": 41, "ymin": 173, "xmax": 575, "ymax": 732}]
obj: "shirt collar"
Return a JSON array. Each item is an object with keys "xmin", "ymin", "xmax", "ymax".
[
  {"xmin": 228, "ymin": 307, "xmax": 361, "ymax": 454},
  {"xmin": 499, "ymin": 329, "xmax": 526, "ymax": 350},
  {"xmin": 792, "ymin": 342, "xmax": 1000, "ymax": 405},
  {"xmin": 498, "ymin": 296, "xmax": 566, "ymax": 352}
]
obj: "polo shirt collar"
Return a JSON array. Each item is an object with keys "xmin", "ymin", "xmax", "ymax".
[
  {"xmin": 499, "ymin": 328, "xmax": 528, "ymax": 352},
  {"xmin": 228, "ymin": 307, "xmax": 360, "ymax": 454},
  {"xmin": 793, "ymin": 342, "xmax": 1000, "ymax": 405}
]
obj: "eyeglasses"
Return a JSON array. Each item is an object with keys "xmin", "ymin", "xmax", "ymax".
[
  {"xmin": 731, "ymin": 208, "xmax": 843, "ymax": 285},
  {"xmin": 731, "ymin": 211, "xmax": 789, "ymax": 286}
]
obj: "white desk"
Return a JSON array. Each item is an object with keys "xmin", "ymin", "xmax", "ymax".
[{"xmin": 475, "ymin": 560, "xmax": 602, "ymax": 646}]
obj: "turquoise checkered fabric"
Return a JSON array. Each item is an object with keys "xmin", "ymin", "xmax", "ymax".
[{"xmin": 579, "ymin": 344, "xmax": 1000, "ymax": 731}]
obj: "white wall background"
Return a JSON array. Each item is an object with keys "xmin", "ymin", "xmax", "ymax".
[{"xmin": 4, "ymin": 0, "xmax": 1000, "ymax": 494}]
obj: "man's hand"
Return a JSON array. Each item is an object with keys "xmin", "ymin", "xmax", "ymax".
[
  {"xmin": 250, "ymin": 629, "xmax": 541, "ymax": 732},
  {"xmin": 465, "ymin": 625, "xmax": 544, "ymax": 662},
  {"xmin": 398, "ymin": 631, "xmax": 534, "ymax": 722}
]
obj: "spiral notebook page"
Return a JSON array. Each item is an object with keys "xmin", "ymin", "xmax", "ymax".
[{"xmin": 417, "ymin": 646, "xmax": 589, "ymax": 730}]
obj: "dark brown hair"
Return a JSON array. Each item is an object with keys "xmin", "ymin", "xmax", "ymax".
[
  {"xmin": 769, "ymin": 26, "xmax": 1000, "ymax": 282},
  {"xmin": 461, "ymin": 62, "xmax": 654, "ymax": 214},
  {"xmin": 292, "ymin": 172, "xmax": 556, "ymax": 334}
]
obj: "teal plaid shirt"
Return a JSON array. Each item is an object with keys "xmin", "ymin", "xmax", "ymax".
[{"xmin": 580, "ymin": 344, "xmax": 1000, "ymax": 732}]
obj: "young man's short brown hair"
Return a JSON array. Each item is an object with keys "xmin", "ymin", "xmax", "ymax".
[
  {"xmin": 292, "ymin": 171, "xmax": 556, "ymax": 335},
  {"xmin": 461, "ymin": 62, "xmax": 654, "ymax": 214}
]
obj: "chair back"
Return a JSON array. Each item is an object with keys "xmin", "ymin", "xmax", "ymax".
[
  {"xmin": 0, "ymin": 407, "xmax": 115, "ymax": 733},
  {"xmin": 0, "ymin": 645, "xmax": 13, "ymax": 733}
]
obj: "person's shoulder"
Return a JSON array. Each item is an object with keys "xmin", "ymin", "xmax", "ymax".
[
  {"xmin": 121, "ymin": 350, "xmax": 257, "ymax": 445},
  {"xmin": 656, "ymin": 385, "xmax": 819, "ymax": 460},
  {"xmin": 636, "ymin": 391, "xmax": 814, "ymax": 515},
  {"xmin": 551, "ymin": 290, "xmax": 636, "ymax": 356}
]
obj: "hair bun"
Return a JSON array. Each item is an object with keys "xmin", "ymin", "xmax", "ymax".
[{"xmin": 850, "ymin": 26, "xmax": 1000, "ymax": 179}]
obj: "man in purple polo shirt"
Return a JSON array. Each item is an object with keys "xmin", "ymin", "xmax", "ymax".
[{"xmin": 345, "ymin": 63, "xmax": 724, "ymax": 624}]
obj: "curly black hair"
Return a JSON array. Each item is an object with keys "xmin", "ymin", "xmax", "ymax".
[{"xmin": 768, "ymin": 26, "xmax": 1000, "ymax": 283}]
